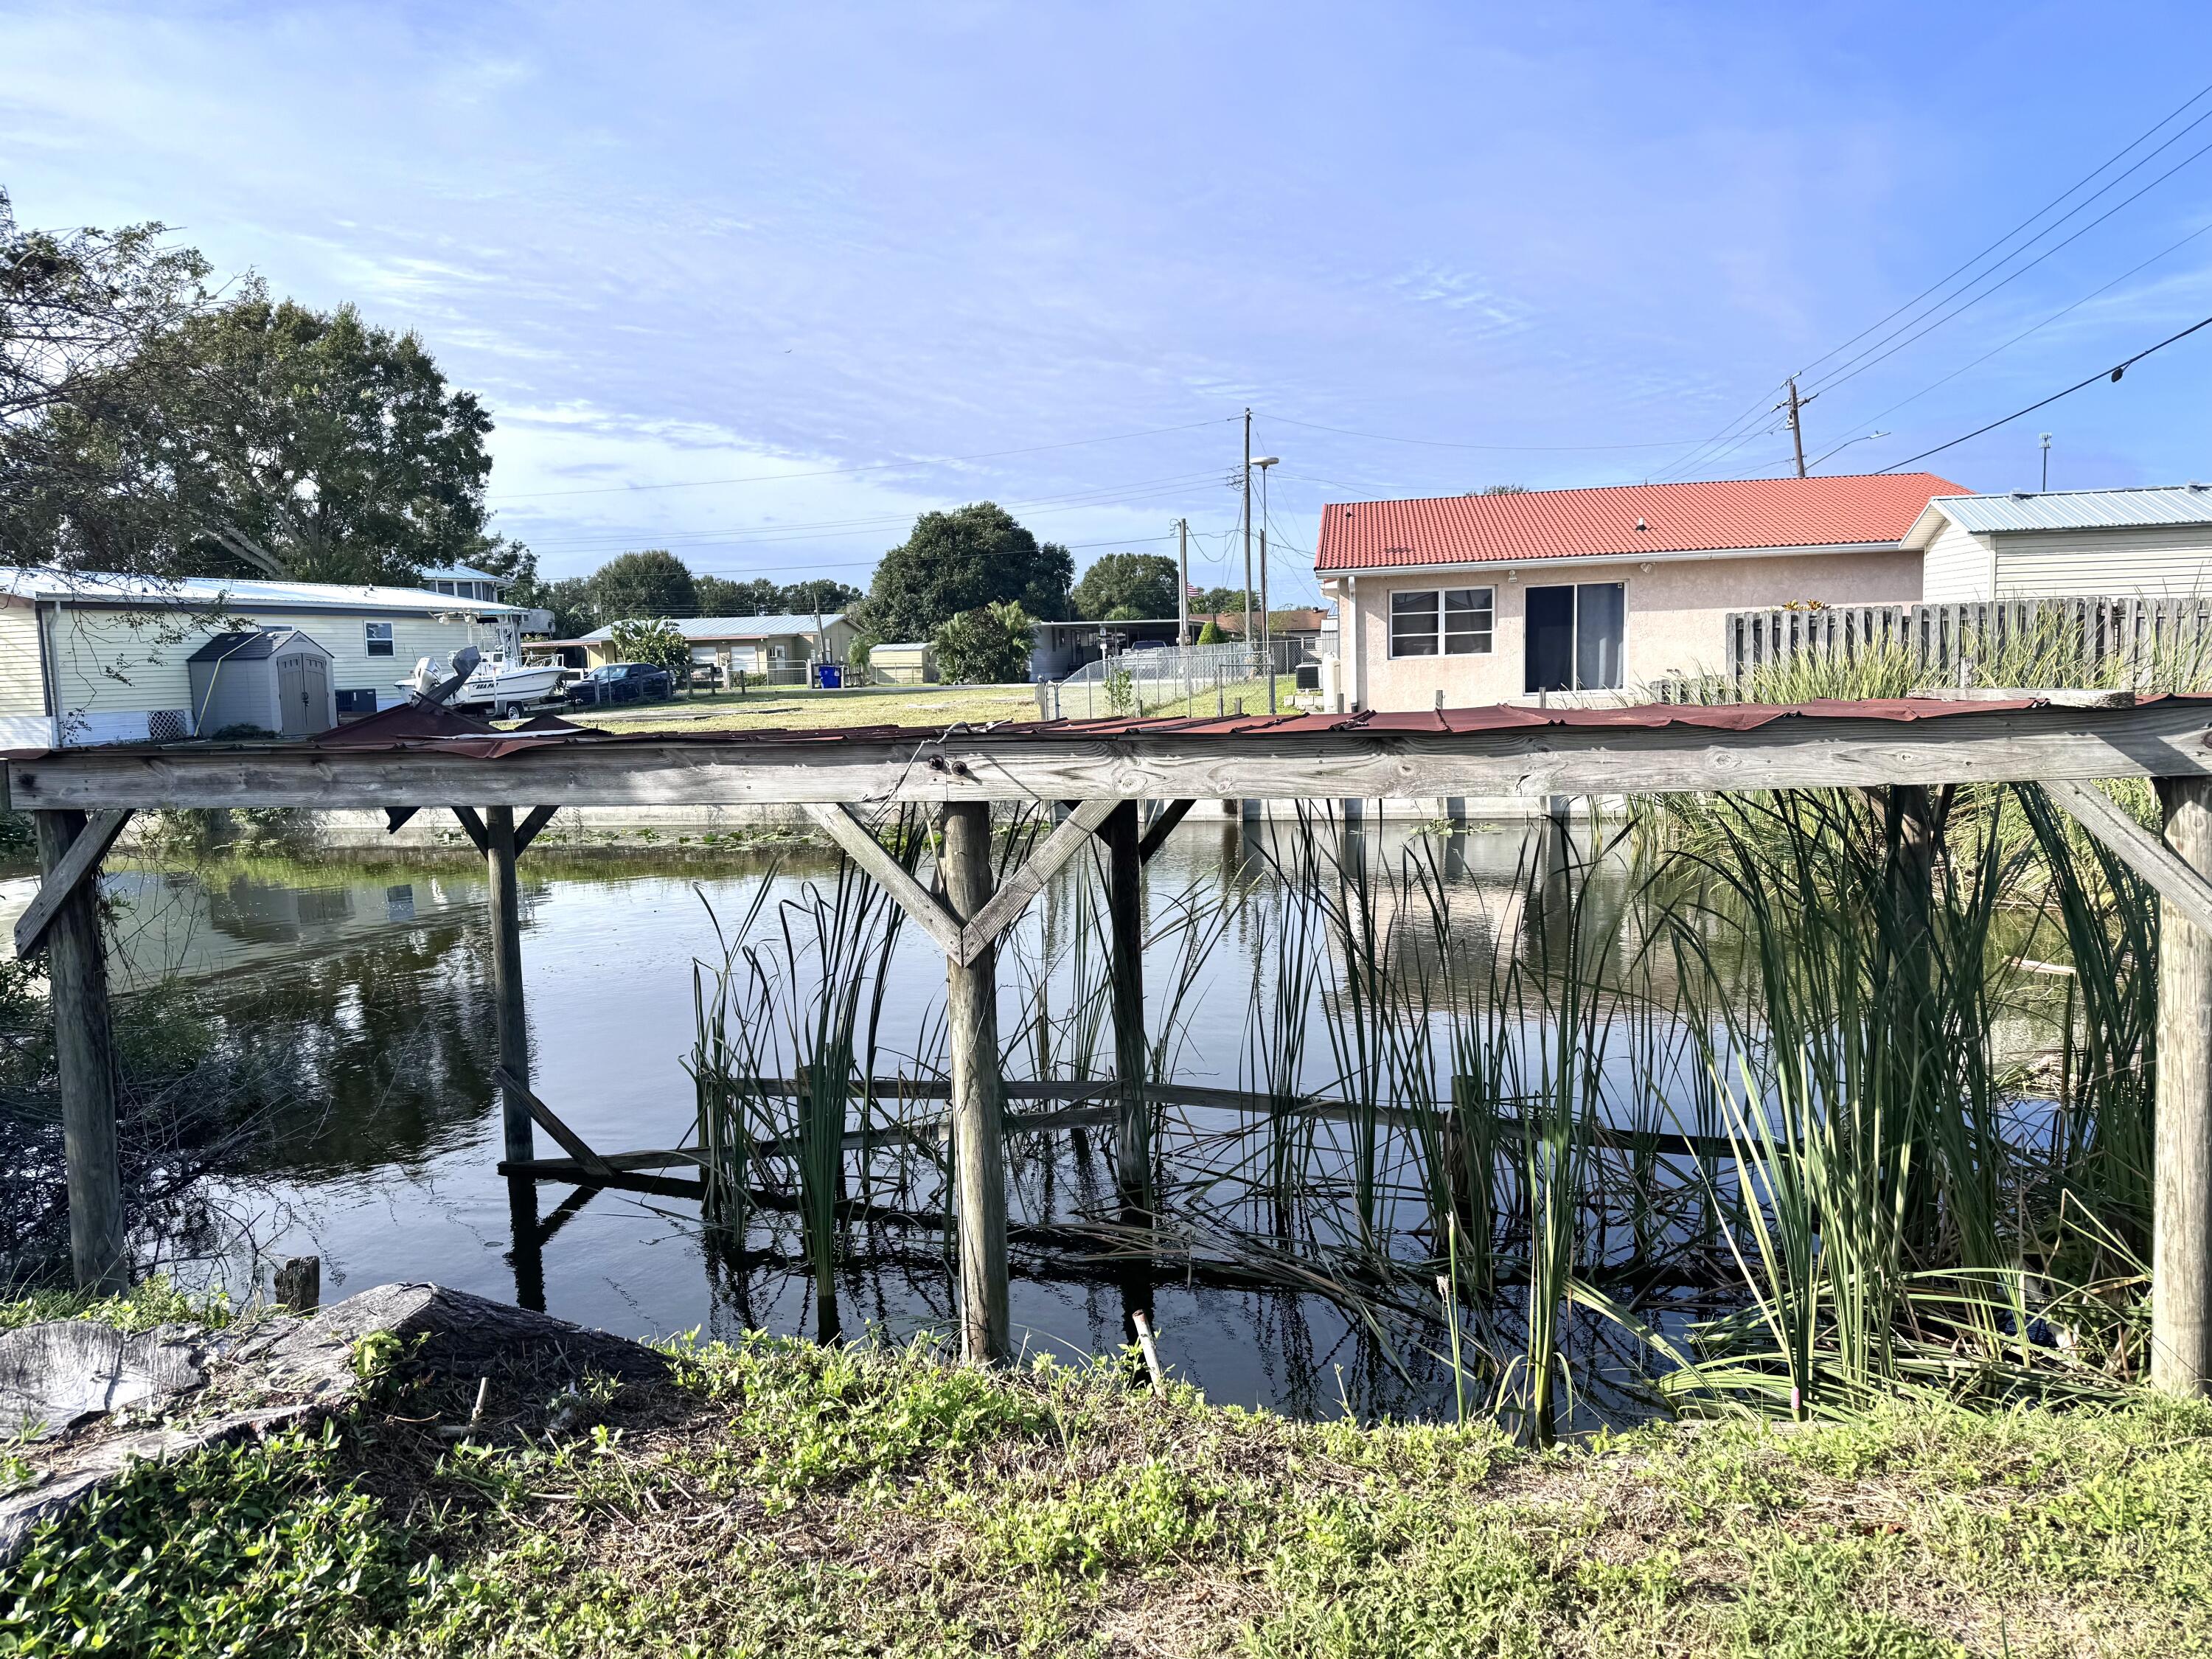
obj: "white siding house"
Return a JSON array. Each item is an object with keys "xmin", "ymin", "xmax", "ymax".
[
  {"xmin": 1905, "ymin": 486, "xmax": 2212, "ymax": 600},
  {"xmin": 0, "ymin": 570, "xmax": 525, "ymax": 748}
]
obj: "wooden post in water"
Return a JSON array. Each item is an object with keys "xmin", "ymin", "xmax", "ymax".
[
  {"xmin": 1105, "ymin": 801, "xmax": 1151, "ymax": 1208},
  {"xmin": 942, "ymin": 802, "xmax": 1009, "ymax": 1363},
  {"xmin": 33, "ymin": 810, "xmax": 127, "ymax": 1293},
  {"xmin": 2156, "ymin": 776, "xmax": 2212, "ymax": 1395},
  {"xmin": 484, "ymin": 805, "xmax": 533, "ymax": 1166}
]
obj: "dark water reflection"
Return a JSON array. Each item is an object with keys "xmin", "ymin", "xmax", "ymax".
[{"xmin": 7, "ymin": 815, "xmax": 1695, "ymax": 1422}]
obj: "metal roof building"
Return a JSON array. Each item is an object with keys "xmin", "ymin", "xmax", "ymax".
[{"xmin": 1905, "ymin": 485, "xmax": 2212, "ymax": 602}]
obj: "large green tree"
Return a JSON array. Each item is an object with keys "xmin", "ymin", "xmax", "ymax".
[
  {"xmin": 5, "ymin": 240, "xmax": 501, "ymax": 585},
  {"xmin": 1071, "ymin": 552, "xmax": 1180, "ymax": 622},
  {"xmin": 858, "ymin": 504, "xmax": 1070, "ymax": 644},
  {"xmin": 589, "ymin": 549, "xmax": 696, "ymax": 621}
]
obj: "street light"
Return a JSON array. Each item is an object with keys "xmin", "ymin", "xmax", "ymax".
[{"xmin": 1251, "ymin": 456, "xmax": 1279, "ymax": 711}]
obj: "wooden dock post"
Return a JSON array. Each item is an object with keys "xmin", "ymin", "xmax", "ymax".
[
  {"xmin": 1105, "ymin": 801, "xmax": 1151, "ymax": 1208},
  {"xmin": 942, "ymin": 801, "xmax": 1009, "ymax": 1363},
  {"xmin": 2156, "ymin": 776, "xmax": 2212, "ymax": 1395},
  {"xmin": 32, "ymin": 810, "xmax": 127, "ymax": 1293},
  {"xmin": 484, "ymin": 805, "xmax": 533, "ymax": 1166}
]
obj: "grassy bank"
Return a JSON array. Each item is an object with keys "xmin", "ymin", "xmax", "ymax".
[
  {"xmin": 574, "ymin": 682, "xmax": 1045, "ymax": 734},
  {"xmin": 5, "ymin": 1294, "xmax": 2209, "ymax": 1657}
]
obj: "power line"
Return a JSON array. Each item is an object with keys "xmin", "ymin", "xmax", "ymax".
[
  {"xmin": 1646, "ymin": 77, "xmax": 2212, "ymax": 486},
  {"xmin": 1802, "ymin": 121, "xmax": 2212, "ymax": 400},
  {"xmin": 1259, "ymin": 411, "xmax": 1710, "ymax": 453},
  {"xmin": 1877, "ymin": 312, "xmax": 2212, "ymax": 473},
  {"xmin": 489, "ymin": 415, "xmax": 1235, "ymax": 501},
  {"xmin": 522, "ymin": 470, "xmax": 1229, "ymax": 553},
  {"xmin": 1794, "ymin": 77, "xmax": 2212, "ymax": 386},
  {"xmin": 1829, "ymin": 214, "xmax": 2212, "ymax": 440}
]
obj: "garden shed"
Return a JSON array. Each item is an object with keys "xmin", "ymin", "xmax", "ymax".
[
  {"xmin": 186, "ymin": 628, "xmax": 337, "ymax": 739},
  {"xmin": 869, "ymin": 641, "xmax": 936, "ymax": 684}
]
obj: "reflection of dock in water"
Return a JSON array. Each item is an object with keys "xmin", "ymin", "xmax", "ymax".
[{"xmin": 0, "ymin": 866, "xmax": 487, "ymax": 992}]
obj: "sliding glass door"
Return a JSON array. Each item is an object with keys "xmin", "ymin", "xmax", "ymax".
[{"xmin": 1523, "ymin": 582, "xmax": 1624, "ymax": 694}]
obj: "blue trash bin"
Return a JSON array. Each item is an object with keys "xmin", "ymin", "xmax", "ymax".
[{"xmin": 816, "ymin": 664, "xmax": 842, "ymax": 689}]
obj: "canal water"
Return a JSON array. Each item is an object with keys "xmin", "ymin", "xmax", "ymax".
[{"xmin": 3, "ymin": 817, "xmax": 1691, "ymax": 1422}]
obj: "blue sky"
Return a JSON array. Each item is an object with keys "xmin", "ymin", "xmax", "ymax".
[{"xmin": 7, "ymin": 1, "xmax": 2212, "ymax": 605}]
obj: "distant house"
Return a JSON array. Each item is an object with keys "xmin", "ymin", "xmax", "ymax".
[
  {"xmin": 1314, "ymin": 473, "xmax": 1965, "ymax": 711},
  {"xmin": 0, "ymin": 568, "xmax": 526, "ymax": 748},
  {"xmin": 421, "ymin": 563, "xmax": 554, "ymax": 636},
  {"xmin": 554, "ymin": 613, "xmax": 855, "ymax": 681},
  {"xmin": 1907, "ymin": 485, "xmax": 2212, "ymax": 599}
]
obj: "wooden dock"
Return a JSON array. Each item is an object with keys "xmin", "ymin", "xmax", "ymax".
[{"xmin": 11, "ymin": 692, "xmax": 2212, "ymax": 1393}]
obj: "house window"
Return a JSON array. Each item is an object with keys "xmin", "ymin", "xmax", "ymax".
[
  {"xmin": 365, "ymin": 621, "xmax": 394, "ymax": 658},
  {"xmin": 1523, "ymin": 582, "xmax": 1624, "ymax": 694},
  {"xmin": 1389, "ymin": 586, "xmax": 1495, "ymax": 658}
]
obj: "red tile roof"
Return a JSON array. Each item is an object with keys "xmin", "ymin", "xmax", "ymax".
[{"xmin": 1313, "ymin": 473, "xmax": 1969, "ymax": 574}]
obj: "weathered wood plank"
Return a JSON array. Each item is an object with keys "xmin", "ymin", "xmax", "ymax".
[
  {"xmin": 2046, "ymin": 779, "xmax": 2212, "ymax": 939},
  {"xmin": 13, "ymin": 809, "xmax": 131, "ymax": 960},
  {"xmin": 803, "ymin": 801, "xmax": 966, "ymax": 959},
  {"xmin": 1907, "ymin": 688, "xmax": 2136, "ymax": 708},
  {"xmin": 2155, "ymin": 776, "xmax": 2212, "ymax": 1396},
  {"xmin": 959, "ymin": 797, "xmax": 1116, "ymax": 956},
  {"xmin": 942, "ymin": 801, "xmax": 1009, "ymax": 1363},
  {"xmin": 15, "ymin": 700, "xmax": 2212, "ymax": 810},
  {"xmin": 32, "ymin": 812, "xmax": 127, "ymax": 1292}
]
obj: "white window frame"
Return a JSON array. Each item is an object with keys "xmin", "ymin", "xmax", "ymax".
[
  {"xmin": 1388, "ymin": 585, "xmax": 1495, "ymax": 658},
  {"xmin": 364, "ymin": 621, "xmax": 395, "ymax": 658}
]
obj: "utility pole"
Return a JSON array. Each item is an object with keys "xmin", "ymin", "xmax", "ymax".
[
  {"xmin": 2041, "ymin": 432, "xmax": 2053, "ymax": 491},
  {"xmin": 1240, "ymin": 408, "xmax": 1255, "ymax": 664},
  {"xmin": 1781, "ymin": 378, "xmax": 1816, "ymax": 479},
  {"xmin": 1176, "ymin": 518, "xmax": 1189, "ymax": 645},
  {"xmin": 1251, "ymin": 455, "xmax": 1280, "ymax": 713}
]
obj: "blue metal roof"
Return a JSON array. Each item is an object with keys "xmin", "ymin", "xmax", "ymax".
[{"xmin": 1930, "ymin": 486, "xmax": 2212, "ymax": 535}]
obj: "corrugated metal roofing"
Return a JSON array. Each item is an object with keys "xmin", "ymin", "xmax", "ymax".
[
  {"xmin": 0, "ymin": 568, "xmax": 516, "ymax": 616},
  {"xmin": 1313, "ymin": 473, "xmax": 1967, "ymax": 573},
  {"xmin": 1927, "ymin": 486, "xmax": 2212, "ymax": 535},
  {"xmin": 578, "ymin": 613, "xmax": 846, "ymax": 641},
  {"xmin": 173, "ymin": 692, "xmax": 2178, "ymax": 761}
]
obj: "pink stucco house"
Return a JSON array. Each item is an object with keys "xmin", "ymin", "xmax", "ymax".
[{"xmin": 1315, "ymin": 473, "xmax": 1966, "ymax": 711}]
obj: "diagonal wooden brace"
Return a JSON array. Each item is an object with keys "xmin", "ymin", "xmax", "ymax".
[
  {"xmin": 1137, "ymin": 799, "xmax": 1195, "ymax": 863},
  {"xmin": 513, "ymin": 804, "xmax": 560, "ymax": 855},
  {"xmin": 14, "ymin": 810, "xmax": 131, "ymax": 960},
  {"xmin": 960, "ymin": 798, "xmax": 1119, "ymax": 957},
  {"xmin": 449, "ymin": 804, "xmax": 490, "ymax": 855},
  {"xmin": 804, "ymin": 802, "xmax": 967, "ymax": 959},
  {"xmin": 807, "ymin": 799, "xmax": 1123, "ymax": 965},
  {"xmin": 2045, "ymin": 779, "xmax": 2212, "ymax": 936},
  {"xmin": 494, "ymin": 1065, "xmax": 616, "ymax": 1181},
  {"xmin": 385, "ymin": 807, "xmax": 418, "ymax": 835}
]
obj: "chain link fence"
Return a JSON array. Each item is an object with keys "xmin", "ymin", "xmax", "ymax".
[{"xmin": 1040, "ymin": 639, "xmax": 1312, "ymax": 720}]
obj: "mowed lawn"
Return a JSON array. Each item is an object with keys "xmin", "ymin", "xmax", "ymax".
[{"xmin": 556, "ymin": 682, "xmax": 1048, "ymax": 734}]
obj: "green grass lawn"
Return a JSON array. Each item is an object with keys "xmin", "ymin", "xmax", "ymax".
[
  {"xmin": 567, "ymin": 681, "xmax": 1048, "ymax": 734},
  {"xmin": 6, "ymin": 1288, "xmax": 2210, "ymax": 1657}
]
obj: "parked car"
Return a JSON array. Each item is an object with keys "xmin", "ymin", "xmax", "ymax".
[{"xmin": 565, "ymin": 662, "xmax": 674, "ymax": 706}]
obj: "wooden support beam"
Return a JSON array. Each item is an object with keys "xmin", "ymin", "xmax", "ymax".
[
  {"xmin": 803, "ymin": 802, "xmax": 965, "ymax": 960},
  {"xmin": 2046, "ymin": 779, "xmax": 2212, "ymax": 938},
  {"xmin": 494, "ymin": 1065, "xmax": 613, "ymax": 1180},
  {"xmin": 2155, "ymin": 776, "xmax": 2212, "ymax": 1396},
  {"xmin": 21, "ymin": 698, "xmax": 2212, "ymax": 810},
  {"xmin": 484, "ymin": 806, "xmax": 532, "ymax": 1166},
  {"xmin": 1137, "ymin": 798, "xmax": 1195, "ymax": 863},
  {"xmin": 941, "ymin": 801, "xmax": 1009, "ymax": 1363},
  {"xmin": 450, "ymin": 804, "xmax": 490, "ymax": 854},
  {"xmin": 1105, "ymin": 800, "xmax": 1151, "ymax": 1208},
  {"xmin": 385, "ymin": 807, "xmax": 418, "ymax": 835},
  {"xmin": 13, "ymin": 809, "xmax": 131, "ymax": 960},
  {"xmin": 32, "ymin": 812, "xmax": 127, "ymax": 1292},
  {"xmin": 959, "ymin": 798, "xmax": 1117, "ymax": 957},
  {"xmin": 513, "ymin": 804, "xmax": 560, "ymax": 855}
]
